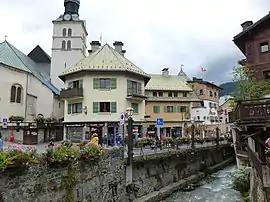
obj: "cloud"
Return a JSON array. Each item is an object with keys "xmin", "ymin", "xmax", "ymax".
[{"xmin": 0, "ymin": 0, "xmax": 268, "ymax": 83}]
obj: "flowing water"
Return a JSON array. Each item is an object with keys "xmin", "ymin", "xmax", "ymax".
[{"xmin": 164, "ymin": 165, "xmax": 243, "ymax": 202}]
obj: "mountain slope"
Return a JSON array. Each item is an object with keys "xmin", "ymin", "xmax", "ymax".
[{"xmin": 219, "ymin": 81, "xmax": 237, "ymax": 96}]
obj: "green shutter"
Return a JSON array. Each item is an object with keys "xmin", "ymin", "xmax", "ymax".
[
  {"xmin": 153, "ymin": 106, "xmax": 160, "ymax": 113},
  {"xmin": 177, "ymin": 106, "xmax": 181, "ymax": 113},
  {"xmin": 137, "ymin": 83, "xmax": 142, "ymax": 95},
  {"xmin": 93, "ymin": 102, "xmax": 99, "ymax": 113},
  {"xmin": 93, "ymin": 78, "xmax": 99, "ymax": 89},
  {"xmin": 173, "ymin": 106, "xmax": 177, "ymax": 112},
  {"xmin": 68, "ymin": 104, "xmax": 71, "ymax": 114},
  {"xmin": 79, "ymin": 80, "xmax": 83, "ymax": 88},
  {"xmin": 127, "ymin": 80, "xmax": 132, "ymax": 95},
  {"xmin": 132, "ymin": 103, "xmax": 139, "ymax": 113},
  {"xmin": 77, "ymin": 103, "xmax": 82, "ymax": 113},
  {"xmin": 111, "ymin": 78, "xmax": 117, "ymax": 89},
  {"xmin": 164, "ymin": 106, "xmax": 167, "ymax": 113},
  {"xmin": 110, "ymin": 102, "xmax": 117, "ymax": 113}
]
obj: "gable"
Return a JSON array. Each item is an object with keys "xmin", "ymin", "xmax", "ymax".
[{"xmin": 0, "ymin": 41, "xmax": 59, "ymax": 95}]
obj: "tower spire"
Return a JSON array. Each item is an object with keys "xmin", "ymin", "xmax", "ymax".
[{"xmin": 64, "ymin": 0, "xmax": 80, "ymax": 15}]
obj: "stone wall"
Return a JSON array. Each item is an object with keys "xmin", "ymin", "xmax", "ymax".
[
  {"xmin": 132, "ymin": 145, "xmax": 234, "ymax": 199},
  {"xmin": 0, "ymin": 149, "xmax": 126, "ymax": 202}
]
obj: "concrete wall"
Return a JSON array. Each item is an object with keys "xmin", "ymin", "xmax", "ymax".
[
  {"xmin": 132, "ymin": 145, "xmax": 234, "ymax": 200},
  {"xmin": 0, "ymin": 149, "xmax": 126, "ymax": 202}
]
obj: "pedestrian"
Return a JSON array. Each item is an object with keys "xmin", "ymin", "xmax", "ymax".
[
  {"xmin": 90, "ymin": 133, "xmax": 99, "ymax": 145},
  {"xmin": 0, "ymin": 132, "xmax": 3, "ymax": 151}
]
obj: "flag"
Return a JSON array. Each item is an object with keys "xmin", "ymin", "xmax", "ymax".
[{"xmin": 201, "ymin": 66, "xmax": 206, "ymax": 72}]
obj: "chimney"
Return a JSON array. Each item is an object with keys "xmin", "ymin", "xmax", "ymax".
[
  {"xmin": 90, "ymin": 41, "xmax": 101, "ymax": 52},
  {"xmin": 241, "ymin": 21, "xmax": 253, "ymax": 31},
  {"xmin": 162, "ymin": 68, "xmax": 169, "ymax": 77},
  {"xmin": 113, "ymin": 41, "xmax": 126, "ymax": 56}
]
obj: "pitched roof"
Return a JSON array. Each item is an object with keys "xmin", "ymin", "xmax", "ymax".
[
  {"xmin": 0, "ymin": 40, "xmax": 59, "ymax": 95},
  {"xmin": 28, "ymin": 45, "xmax": 51, "ymax": 63},
  {"xmin": 145, "ymin": 74, "xmax": 192, "ymax": 91},
  {"xmin": 233, "ymin": 12, "xmax": 270, "ymax": 54},
  {"xmin": 59, "ymin": 43, "xmax": 149, "ymax": 80}
]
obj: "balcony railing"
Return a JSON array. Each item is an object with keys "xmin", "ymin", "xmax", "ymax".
[
  {"xmin": 234, "ymin": 98, "xmax": 270, "ymax": 122},
  {"xmin": 127, "ymin": 93, "xmax": 147, "ymax": 99},
  {"xmin": 59, "ymin": 88, "xmax": 83, "ymax": 99},
  {"xmin": 147, "ymin": 96, "xmax": 200, "ymax": 102}
]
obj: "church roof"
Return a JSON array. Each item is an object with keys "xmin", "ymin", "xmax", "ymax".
[
  {"xmin": 59, "ymin": 43, "xmax": 150, "ymax": 80},
  {"xmin": 177, "ymin": 68, "xmax": 190, "ymax": 81},
  {"xmin": 0, "ymin": 40, "xmax": 59, "ymax": 95}
]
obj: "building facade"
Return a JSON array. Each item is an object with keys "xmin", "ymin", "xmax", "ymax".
[
  {"xmin": 0, "ymin": 41, "xmax": 63, "ymax": 122},
  {"xmin": 187, "ymin": 77, "xmax": 222, "ymax": 124},
  {"xmin": 145, "ymin": 68, "xmax": 200, "ymax": 137},
  {"xmin": 233, "ymin": 13, "xmax": 270, "ymax": 81},
  {"xmin": 59, "ymin": 42, "xmax": 150, "ymax": 142},
  {"xmin": 219, "ymin": 96, "xmax": 233, "ymax": 134},
  {"xmin": 51, "ymin": 0, "xmax": 88, "ymax": 89}
]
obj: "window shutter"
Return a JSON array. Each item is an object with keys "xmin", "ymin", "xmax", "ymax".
[
  {"xmin": 93, "ymin": 102, "xmax": 99, "ymax": 113},
  {"xmin": 173, "ymin": 106, "xmax": 177, "ymax": 112},
  {"xmin": 77, "ymin": 103, "xmax": 82, "ymax": 113},
  {"xmin": 68, "ymin": 104, "xmax": 71, "ymax": 114},
  {"xmin": 137, "ymin": 83, "xmax": 142, "ymax": 95},
  {"xmin": 164, "ymin": 106, "xmax": 167, "ymax": 113},
  {"xmin": 110, "ymin": 78, "xmax": 117, "ymax": 89},
  {"xmin": 110, "ymin": 102, "xmax": 117, "ymax": 113},
  {"xmin": 132, "ymin": 103, "xmax": 139, "ymax": 113},
  {"xmin": 79, "ymin": 80, "xmax": 83, "ymax": 88},
  {"xmin": 177, "ymin": 106, "xmax": 181, "ymax": 113},
  {"xmin": 127, "ymin": 80, "xmax": 132, "ymax": 95},
  {"xmin": 93, "ymin": 78, "xmax": 99, "ymax": 89}
]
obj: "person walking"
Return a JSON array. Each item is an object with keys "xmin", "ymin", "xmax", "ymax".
[{"xmin": 0, "ymin": 133, "xmax": 3, "ymax": 151}]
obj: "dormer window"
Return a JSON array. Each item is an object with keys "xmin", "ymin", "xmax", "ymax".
[{"xmin": 260, "ymin": 42, "xmax": 269, "ymax": 53}]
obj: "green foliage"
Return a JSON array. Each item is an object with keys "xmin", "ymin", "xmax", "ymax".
[
  {"xmin": 0, "ymin": 145, "xmax": 38, "ymax": 171},
  {"xmin": 8, "ymin": 116, "xmax": 24, "ymax": 122},
  {"xmin": 61, "ymin": 166, "xmax": 76, "ymax": 202},
  {"xmin": 232, "ymin": 168, "xmax": 250, "ymax": 195},
  {"xmin": 80, "ymin": 143, "xmax": 104, "ymax": 160},
  {"xmin": 232, "ymin": 66, "xmax": 270, "ymax": 100}
]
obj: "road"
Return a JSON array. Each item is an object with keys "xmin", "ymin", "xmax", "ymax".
[{"xmin": 3, "ymin": 141, "xmax": 229, "ymax": 157}]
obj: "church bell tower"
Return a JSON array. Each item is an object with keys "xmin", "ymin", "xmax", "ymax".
[{"xmin": 50, "ymin": 0, "xmax": 87, "ymax": 89}]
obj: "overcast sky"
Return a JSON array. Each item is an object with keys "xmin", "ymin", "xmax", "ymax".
[{"xmin": 0, "ymin": 0, "xmax": 269, "ymax": 84}]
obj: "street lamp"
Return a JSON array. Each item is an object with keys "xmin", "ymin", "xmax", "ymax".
[
  {"xmin": 126, "ymin": 106, "xmax": 134, "ymax": 166},
  {"xmin": 126, "ymin": 106, "xmax": 134, "ymax": 186},
  {"xmin": 191, "ymin": 120, "xmax": 195, "ymax": 150}
]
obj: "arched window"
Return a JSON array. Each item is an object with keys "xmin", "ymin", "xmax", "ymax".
[
  {"xmin": 10, "ymin": 86, "xmax": 16, "ymax": 103},
  {"xmin": 61, "ymin": 40, "xmax": 66, "ymax": 49},
  {"xmin": 16, "ymin": 87, "xmax": 22, "ymax": 103},
  {"xmin": 68, "ymin": 28, "xmax": 72, "ymax": 36},
  {"xmin": 67, "ymin": 40, "xmax": 71, "ymax": 50},
  {"xmin": 10, "ymin": 84, "xmax": 23, "ymax": 103},
  {"xmin": 62, "ymin": 28, "xmax": 67, "ymax": 36}
]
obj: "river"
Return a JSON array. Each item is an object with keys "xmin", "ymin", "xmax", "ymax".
[{"xmin": 164, "ymin": 165, "xmax": 243, "ymax": 202}]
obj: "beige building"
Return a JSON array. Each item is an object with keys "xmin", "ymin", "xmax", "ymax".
[
  {"xmin": 59, "ymin": 41, "xmax": 150, "ymax": 141},
  {"xmin": 145, "ymin": 68, "xmax": 200, "ymax": 137},
  {"xmin": 219, "ymin": 96, "xmax": 233, "ymax": 134}
]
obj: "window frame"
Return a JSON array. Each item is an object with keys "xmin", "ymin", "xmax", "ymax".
[{"xmin": 260, "ymin": 42, "xmax": 269, "ymax": 53}]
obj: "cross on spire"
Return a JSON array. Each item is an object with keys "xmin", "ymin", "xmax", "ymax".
[
  {"xmin": 4, "ymin": 35, "xmax": 7, "ymax": 41},
  {"xmin": 180, "ymin": 64, "xmax": 184, "ymax": 71}
]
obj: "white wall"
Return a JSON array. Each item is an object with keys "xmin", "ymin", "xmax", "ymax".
[
  {"xmin": 191, "ymin": 100, "xmax": 219, "ymax": 124},
  {"xmin": 64, "ymin": 73, "xmax": 146, "ymax": 123},
  {"xmin": 51, "ymin": 21, "xmax": 87, "ymax": 89},
  {"xmin": 0, "ymin": 64, "xmax": 63, "ymax": 121}
]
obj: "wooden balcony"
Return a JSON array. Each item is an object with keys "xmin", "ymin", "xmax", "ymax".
[
  {"xmin": 126, "ymin": 93, "xmax": 147, "ymax": 101},
  {"xmin": 59, "ymin": 88, "xmax": 83, "ymax": 100},
  {"xmin": 247, "ymin": 146, "xmax": 270, "ymax": 187},
  {"xmin": 234, "ymin": 98, "xmax": 270, "ymax": 123}
]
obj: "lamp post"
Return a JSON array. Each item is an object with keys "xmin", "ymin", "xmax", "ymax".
[
  {"xmin": 126, "ymin": 106, "xmax": 134, "ymax": 166},
  {"xmin": 126, "ymin": 106, "xmax": 134, "ymax": 185},
  {"xmin": 191, "ymin": 120, "xmax": 195, "ymax": 150}
]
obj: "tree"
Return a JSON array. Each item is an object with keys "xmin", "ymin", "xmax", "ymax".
[{"xmin": 232, "ymin": 65, "xmax": 270, "ymax": 100}]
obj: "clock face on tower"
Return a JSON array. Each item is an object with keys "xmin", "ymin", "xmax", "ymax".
[{"xmin": 63, "ymin": 14, "xmax": 71, "ymax": 21}]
